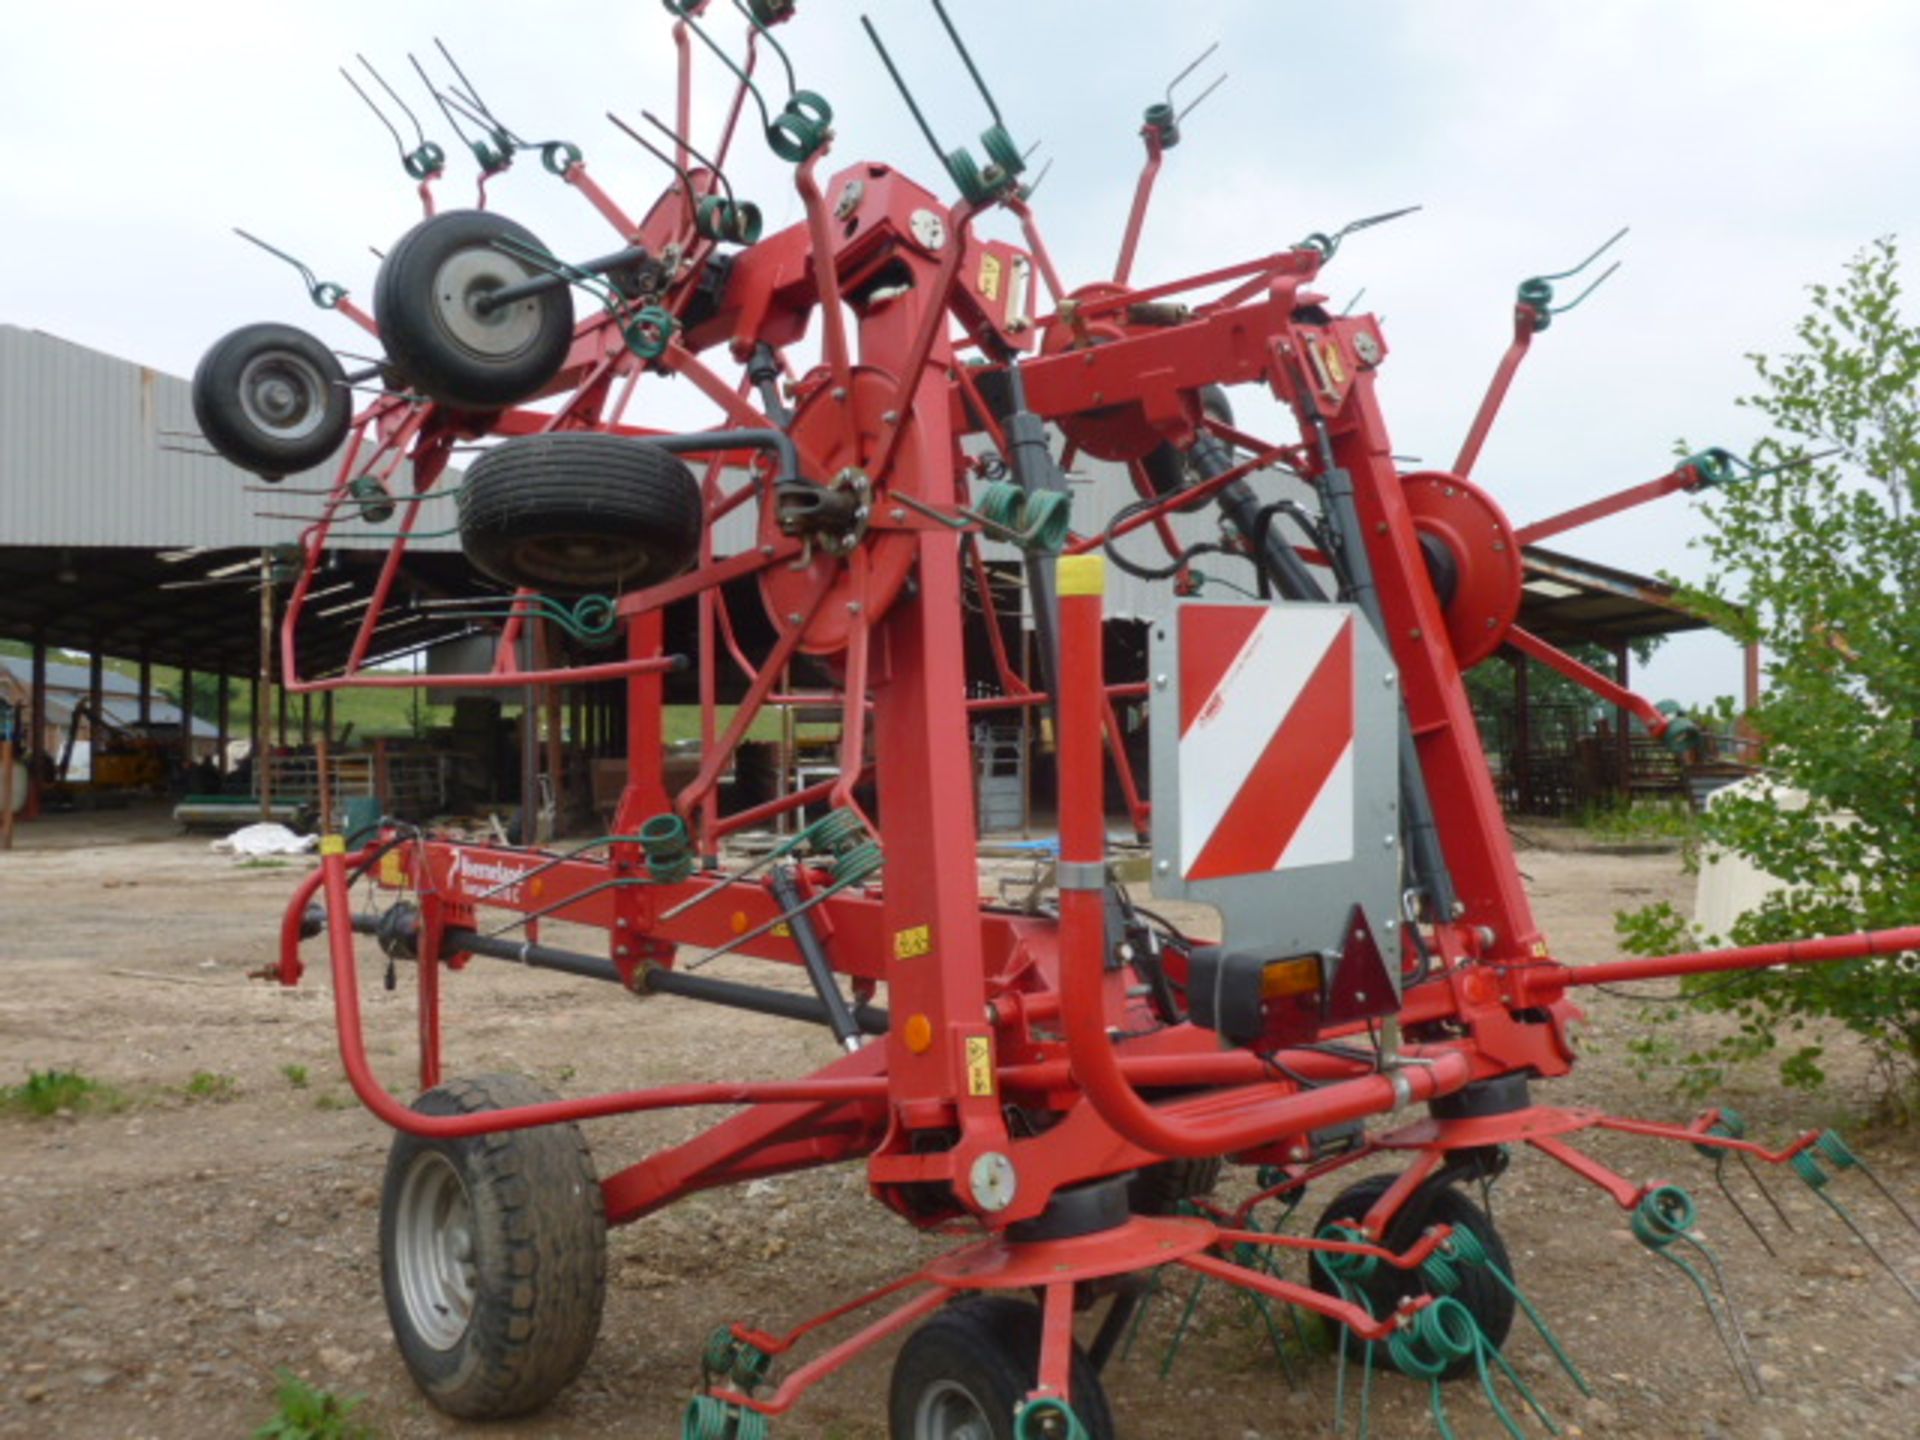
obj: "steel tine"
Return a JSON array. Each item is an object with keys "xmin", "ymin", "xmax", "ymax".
[
  {"xmin": 1735, "ymin": 1151, "xmax": 1797, "ymax": 1234},
  {"xmin": 1823, "ymin": 1195, "xmax": 1920, "ymax": 1308},
  {"xmin": 859, "ymin": 15, "xmax": 951, "ymax": 175},
  {"xmin": 1850, "ymin": 1158, "xmax": 1920, "ymax": 1237},
  {"xmin": 409, "ymin": 51, "xmax": 479, "ymax": 150},
  {"xmin": 1163, "ymin": 40, "xmax": 1220, "ymax": 112},
  {"xmin": 1686, "ymin": 1234, "xmax": 1765, "ymax": 1399},
  {"xmin": 1536, "ymin": 224, "xmax": 1630, "ymax": 283},
  {"xmin": 340, "ymin": 67, "xmax": 408, "ymax": 162},
  {"xmin": 927, "ymin": 0, "xmax": 1005, "ymax": 126},
  {"xmin": 358, "ymin": 53, "xmax": 428, "ymax": 145},
  {"xmin": 1176, "ymin": 71, "xmax": 1228, "ymax": 124},
  {"xmin": 1713, "ymin": 1156, "xmax": 1779, "ymax": 1258},
  {"xmin": 731, "ymin": 0, "xmax": 798, "ymax": 97},
  {"xmin": 640, "ymin": 110, "xmax": 737, "ymax": 207},
  {"xmin": 1552, "ymin": 260, "xmax": 1622, "ymax": 315}
]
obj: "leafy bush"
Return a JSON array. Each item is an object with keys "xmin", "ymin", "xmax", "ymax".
[{"xmin": 1618, "ymin": 238, "xmax": 1920, "ymax": 1110}]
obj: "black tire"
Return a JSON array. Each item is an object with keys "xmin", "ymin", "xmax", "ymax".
[
  {"xmin": 191, "ymin": 322, "xmax": 350, "ymax": 478},
  {"xmin": 889, "ymin": 1296, "xmax": 1114, "ymax": 1440},
  {"xmin": 457, "ymin": 432, "xmax": 704, "ymax": 593},
  {"xmin": 375, "ymin": 210, "xmax": 575, "ymax": 410},
  {"xmin": 1308, "ymin": 1172, "xmax": 1514, "ymax": 1382},
  {"xmin": 1128, "ymin": 1156, "xmax": 1223, "ymax": 1215},
  {"xmin": 379, "ymin": 1073, "xmax": 606, "ymax": 1420}
]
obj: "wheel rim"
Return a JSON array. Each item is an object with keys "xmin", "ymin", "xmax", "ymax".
[
  {"xmin": 393, "ymin": 1150, "xmax": 479, "ymax": 1350},
  {"xmin": 433, "ymin": 248, "xmax": 542, "ymax": 359},
  {"xmin": 914, "ymin": 1378, "xmax": 996, "ymax": 1440},
  {"xmin": 237, "ymin": 350, "xmax": 328, "ymax": 441},
  {"xmin": 511, "ymin": 534, "xmax": 656, "ymax": 586}
]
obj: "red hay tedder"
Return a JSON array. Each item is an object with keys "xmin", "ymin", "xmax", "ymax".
[{"xmin": 191, "ymin": 4, "xmax": 1919, "ymax": 1435}]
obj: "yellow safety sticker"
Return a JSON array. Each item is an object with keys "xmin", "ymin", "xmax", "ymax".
[
  {"xmin": 1323, "ymin": 339, "xmax": 1348, "ymax": 387},
  {"xmin": 894, "ymin": 924, "xmax": 932, "ymax": 960},
  {"xmin": 319, "ymin": 835, "xmax": 346, "ymax": 856},
  {"xmin": 378, "ymin": 851, "xmax": 406, "ymax": 888},
  {"xmin": 978, "ymin": 252, "xmax": 1003, "ymax": 302},
  {"xmin": 965, "ymin": 1035, "xmax": 995, "ymax": 1097}
]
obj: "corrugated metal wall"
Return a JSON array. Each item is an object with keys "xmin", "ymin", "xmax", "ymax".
[
  {"xmin": 1, "ymin": 324, "xmax": 1310, "ymax": 619},
  {"xmin": 0, "ymin": 326, "xmax": 449, "ymax": 552}
]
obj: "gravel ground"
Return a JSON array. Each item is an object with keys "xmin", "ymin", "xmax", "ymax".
[{"xmin": 0, "ymin": 811, "xmax": 1915, "ymax": 1438}]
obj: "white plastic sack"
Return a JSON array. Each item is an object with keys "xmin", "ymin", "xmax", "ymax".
[{"xmin": 211, "ymin": 822, "xmax": 317, "ymax": 858}]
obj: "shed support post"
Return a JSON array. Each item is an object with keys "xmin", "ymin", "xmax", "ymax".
[
  {"xmin": 216, "ymin": 670, "xmax": 231, "ymax": 776},
  {"xmin": 137, "ymin": 653, "xmax": 151, "ymax": 727},
  {"xmin": 179, "ymin": 660, "xmax": 195, "ymax": 781}
]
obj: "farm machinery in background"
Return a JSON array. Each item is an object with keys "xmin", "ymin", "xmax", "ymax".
[{"xmin": 190, "ymin": 3, "xmax": 1920, "ymax": 1435}]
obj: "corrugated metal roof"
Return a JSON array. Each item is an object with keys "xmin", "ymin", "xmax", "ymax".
[{"xmin": 0, "ymin": 326, "xmax": 453, "ymax": 553}]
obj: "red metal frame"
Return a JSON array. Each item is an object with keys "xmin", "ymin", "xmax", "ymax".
[{"xmin": 241, "ymin": 7, "xmax": 1917, "ymax": 1429}]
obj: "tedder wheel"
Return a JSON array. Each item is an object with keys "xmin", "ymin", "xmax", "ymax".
[
  {"xmin": 374, "ymin": 209, "xmax": 575, "ymax": 410},
  {"xmin": 456, "ymin": 432, "xmax": 704, "ymax": 593},
  {"xmin": 191, "ymin": 322, "xmax": 350, "ymax": 479},
  {"xmin": 1127, "ymin": 1156, "xmax": 1222, "ymax": 1216},
  {"xmin": 1308, "ymin": 1171, "xmax": 1515, "ymax": 1381},
  {"xmin": 379, "ymin": 1073, "xmax": 607, "ymax": 1420},
  {"xmin": 889, "ymin": 1296, "xmax": 1115, "ymax": 1440}
]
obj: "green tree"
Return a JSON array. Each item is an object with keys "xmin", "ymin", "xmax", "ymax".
[{"xmin": 1621, "ymin": 237, "xmax": 1920, "ymax": 1106}]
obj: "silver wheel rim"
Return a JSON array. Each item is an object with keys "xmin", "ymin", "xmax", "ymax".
[
  {"xmin": 237, "ymin": 350, "xmax": 328, "ymax": 440},
  {"xmin": 915, "ymin": 1378, "xmax": 995, "ymax": 1440},
  {"xmin": 394, "ymin": 1150, "xmax": 478, "ymax": 1350},
  {"xmin": 433, "ymin": 248, "xmax": 541, "ymax": 358}
]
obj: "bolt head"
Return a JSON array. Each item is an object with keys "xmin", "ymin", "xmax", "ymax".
[
  {"xmin": 1153, "ymin": 672, "xmax": 1170, "ymax": 690},
  {"xmin": 1156, "ymin": 859, "xmax": 1171, "ymax": 875}
]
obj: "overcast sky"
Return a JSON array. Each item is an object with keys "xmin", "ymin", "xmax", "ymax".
[{"xmin": 5, "ymin": 1, "xmax": 1917, "ymax": 702}]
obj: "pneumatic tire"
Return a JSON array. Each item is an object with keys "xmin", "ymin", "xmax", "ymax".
[
  {"xmin": 191, "ymin": 322, "xmax": 350, "ymax": 479},
  {"xmin": 1308, "ymin": 1171, "xmax": 1515, "ymax": 1382},
  {"xmin": 374, "ymin": 209, "xmax": 575, "ymax": 410},
  {"xmin": 889, "ymin": 1296, "xmax": 1114, "ymax": 1440},
  {"xmin": 379, "ymin": 1072, "xmax": 606, "ymax": 1419},
  {"xmin": 456, "ymin": 432, "xmax": 704, "ymax": 593}
]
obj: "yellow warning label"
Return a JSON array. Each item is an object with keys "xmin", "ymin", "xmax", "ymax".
[
  {"xmin": 1323, "ymin": 339, "xmax": 1348, "ymax": 387},
  {"xmin": 978, "ymin": 252, "xmax": 1003, "ymax": 302},
  {"xmin": 378, "ymin": 851, "xmax": 407, "ymax": 888},
  {"xmin": 965, "ymin": 1035, "xmax": 995, "ymax": 1097},
  {"xmin": 773, "ymin": 922, "xmax": 792, "ymax": 939},
  {"xmin": 319, "ymin": 834, "xmax": 346, "ymax": 856},
  {"xmin": 894, "ymin": 924, "xmax": 932, "ymax": 960}
]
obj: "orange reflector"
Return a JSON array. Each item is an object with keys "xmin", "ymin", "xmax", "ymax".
[
  {"xmin": 1261, "ymin": 955, "xmax": 1323, "ymax": 1000},
  {"xmin": 903, "ymin": 1014, "xmax": 934, "ymax": 1054},
  {"xmin": 730, "ymin": 911, "xmax": 748, "ymax": 935}
]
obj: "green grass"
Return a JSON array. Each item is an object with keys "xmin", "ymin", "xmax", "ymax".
[
  {"xmin": 1578, "ymin": 798, "xmax": 1699, "ymax": 843},
  {"xmin": 281, "ymin": 1064, "xmax": 310, "ymax": 1090},
  {"xmin": 313, "ymin": 1092, "xmax": 353, "ymax": 1111},
  {"xmin": 1, "ymin": 1069, "xmax": 123, "ymax": 1118},
  {"xmin": 253, "ymin": 1370, "xmax": 374, "ymax": 1440},
  {"xmin": 237, "ymin": 858, "xmax": 293, "ymax": 871},
  {"xmin": 0, "ymin": 640, "xmax": 453, "ymax": 739},
  {"xmin": 183, "ymin": 1070, "xmax": 239, "ymax": 1103}
]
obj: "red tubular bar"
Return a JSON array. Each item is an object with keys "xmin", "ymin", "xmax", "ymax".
[
  {"xmin": 1453, "ymin": 307, "xmax": 1539, "ymax": 479},
  {"xmin": 1054, "ymin": 555, "xmax": 1473, "ymax": 1158},
  {"xmin": 1533, "ymin": 923, "xmax": 1920, "ymax": 995},
  {"xmin": 1503, "ymin": 624, "xmax": 1669, "ymax": 736},
  {"xmin": 1113, "ymin": 131, "xmax": 1164, "ymax": 285},
  {"xmin": 314, "ymin": 842, "xmax": 889, "ymax": 1137},
  {"xmin": 1514, "ymin": 465, "xmax": 1703, "ymax": 546}
]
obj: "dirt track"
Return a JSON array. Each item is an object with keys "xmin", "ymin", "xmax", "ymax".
[{"xmin": 1, "ymin": 812, "xmax": 1916, "ymax": 1438}]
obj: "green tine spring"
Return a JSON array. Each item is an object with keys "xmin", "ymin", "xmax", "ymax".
[
  {"xmin": 682, "ymin": 1394, "xmax": 730, "ymax": 1440},
  {"xmin": 625, "ymin": 305, "xmax": 679, "ymax": 361}
]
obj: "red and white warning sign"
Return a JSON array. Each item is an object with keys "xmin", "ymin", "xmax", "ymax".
[{"xmin": 1175, "ymin": 605, "xmax": 1357, "ymax": 881}]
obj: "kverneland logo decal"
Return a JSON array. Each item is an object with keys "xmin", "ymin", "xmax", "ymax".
[{"xmin": 451, "ymin": 851, "xmax": 538, "ymax": 901}]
